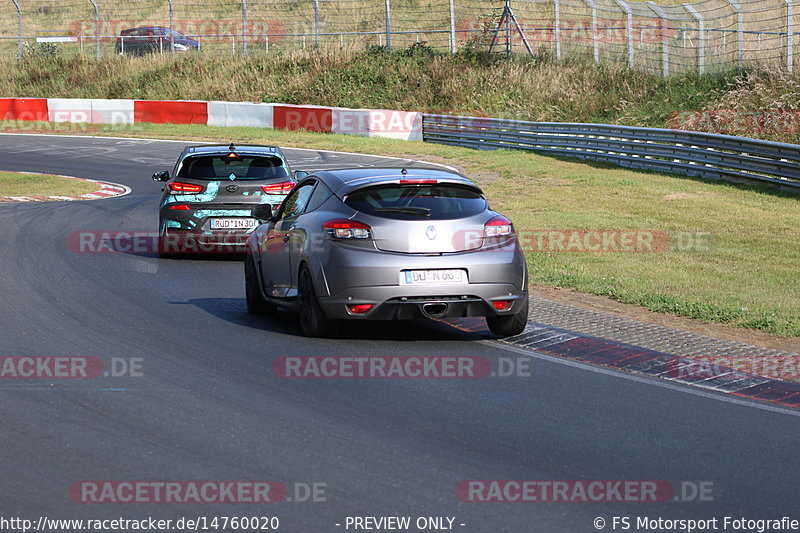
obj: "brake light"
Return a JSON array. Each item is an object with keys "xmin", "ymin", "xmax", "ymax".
[
  {"xmin": 484, "ymin": 215, "xmax": 514, "ymax": 237},
  {"xmin": 168, "ymin": 204, "xmax": 191, "ymax": 210},
  {"xmin": 492, "ymin": 300, "xmax": 512, "ymax": 311},
  {"xmin": 323, "ymin": 219, "xmax": 371, "ymax": 239},
  {"xmin": 261, "ymin": 181, "xmax": 295, "ymax": 195},
  {"xmin": 400, "ymin": 179, "xmax": 437, "ymax": 184},
  {"xmin": 347, "ymin": 304, "xmax": 374, "ymax": 314},
  {"xmin": 169, "ymin": 182, "xmax": 204, "ymax": 194}
]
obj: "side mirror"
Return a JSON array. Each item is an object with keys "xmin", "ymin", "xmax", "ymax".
[
  {"xmin": 294, "ymin": 170, "xmax": 309, "ymax": 180},
  {"xmin": 153, "ymin": 170, "xmax": 170, "ymax": 182},
  {"xmin": 251, "ymin": 204, "xmax": 276, "ymax": 221}
]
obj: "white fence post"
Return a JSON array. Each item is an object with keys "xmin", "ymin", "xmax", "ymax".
[
  {"xmin": 729, "ymin": 0, "xmax": 744, "ymax": 69},
  {"xmin": 585, "ymin": 0, "xmax": 599, "ymax": 63},
  {"xmin": 685, "ymin": 3, "xmax": 704, "ymax": 74},
  {"xmin": 648, "ymin": 2, "xmax": 670, "ymax": 77},
  {"xmin": 786, "ymin": 0, "xmax": 795, "ymax": 73},
  {"xmin": 554, "ymin": 0, "xmax": 561, "ymax": 59},
  {"xmin": 449, "ymin": 0, "xmax": 456, "ymax": 53},
  {"xmin": 614, "ymin": 0, "xmax": 634, "ymax": 68}
]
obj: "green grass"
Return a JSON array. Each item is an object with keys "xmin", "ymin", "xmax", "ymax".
[
  {"xmin": 0, "ymin": 171, "xmax": 97, "ymax": 197},
  {"xmin": 10, "ymin": 121, "xmax": 797, "ymax": 337}
]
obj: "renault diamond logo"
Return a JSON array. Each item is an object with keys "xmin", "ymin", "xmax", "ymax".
[
  {"xmin": 226, "ymin": 184, "xmax": 239, "ymax": 193},
  {"xmin": 426, "ymin": 225, "xmax": 437, "ymax": 240}
]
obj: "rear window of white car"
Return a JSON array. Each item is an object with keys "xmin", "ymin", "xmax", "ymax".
[{"xmin": 345, "ymin": 184, "xmax": 486, "ymax": 220}]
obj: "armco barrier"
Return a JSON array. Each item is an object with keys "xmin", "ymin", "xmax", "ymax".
[{"xmin": 423, "ymin": 114, "xmax": 800, "ymax": 192}]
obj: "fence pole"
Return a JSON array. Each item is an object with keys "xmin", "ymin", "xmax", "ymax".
[
  {"xmin": 648, "ymin": 2, "xmax": 669, "ymax": 76},
  {"xmin": 88, "ymin": 0, "xmax": 100, "ymax": 59},
  {"xmin": 729, "ymin": 0, "xmax": 743, "ymax": 69},
  {"xmin": 168, "ymin": 0, "xmax": 175, "ymax": 55},
  {"xmin": 385, "ymin": 0, "xmax": 391, "ymax": 50},
  {"xmin": 613, "ymin": 0, "xmax": 634, "ymax": 68},
  {"xmin": 684, "ymin": 3, "xmax": 704, "ymax": 74},
  {"xmin": 585, "ymin": 0, "xmax": 598, "ymax": 63},
  {"xmin": 786, "ymin": 0, "xmax": 794, "ymax": 73},
  {"xmin": 449, "ymin": 0, "xmax": 456, "ymax": 53},
  {"xmin": 10, "ymin": 0, "xmax": 21, "ymax": 60},
  {"xmin": 242, "ymin": 0, "xmax": 248, "ymax": 56},
  {"xmin": 554, "ymin": 0, "xmax": 561, "ymax": 59},
  {"xmin": 314, "ymin": 0, "xmax": 320, "ymax": 47}
]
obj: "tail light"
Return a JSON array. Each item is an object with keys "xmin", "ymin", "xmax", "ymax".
[
  {"xmin": 347, "ymin": 304, "xmax": 374, "ymax": 314},
  {"xmin": 484, "ymin": 215, "xmax": 514, "ymax": 238},
  {"xmin": 168, "ymin": 204, "xmax": 191, "ymax": 210},
  {"xmin": 399, "ymin": 179, "xmax": 438, "ymax": 184},
  {"xmin": 323, "ymin": 219, "xmax": 371, "ymax": 239},
  {"xmin": 169, "ymin": 182, "xmax": 204, "ymax": 194},
  {"xmin": 261, "ymin": 181, "xmax": 295, "ymax": 195},
  {"xmin": 492, "ymin": 300, "xmax": 513, "ymax": 311}
]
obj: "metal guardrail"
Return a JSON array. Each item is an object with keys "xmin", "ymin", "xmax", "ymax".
[{"xmin": 422, "ymin": 114, "xmax": 800, "ymax": 192}]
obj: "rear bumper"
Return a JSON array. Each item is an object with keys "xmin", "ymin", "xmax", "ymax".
[
  {"xmin": 160, "ymin": 229, "xmax": 251, "ymax": 254},
  {"xmin": 318, "ymin": 284, "xmax": 528, "ymax": 320}
]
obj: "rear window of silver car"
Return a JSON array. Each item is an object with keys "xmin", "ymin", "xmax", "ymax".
[
  {"xmin": 177, "ymin": 155, "xmax": 289, "ymax": 181},
  {"xmin": 345, "ymin": 184, "xmax": 487, "ymax": 220}
]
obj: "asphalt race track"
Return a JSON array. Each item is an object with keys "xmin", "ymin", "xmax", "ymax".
[{"xmin": 1, "ymin": 134, "xmax": 798, "ymax": 532}]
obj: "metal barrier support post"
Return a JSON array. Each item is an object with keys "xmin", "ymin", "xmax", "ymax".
[
  {"xmin": 685, "ymin": 3, "xmax": 704, "ymax": 74},
  {"xmin": 385, "ymin": 0, "xmax": 391, "ymax": 50},
  {"xmin": 449, "ymin": 0, "xmax": 456, "ymax": 53},
  {"xmin": 168, "ymin": 0, "xmax": 175, "ymax": 55},
  {"xmin": 786, "ymin": 0, "xmax": 795, "ymax": 73},
  {"xmin": 554, "ymin": 0, "xmax": 562, "ymax": 59},
  {"xmin": 729, "ymin": 0, "xmax": 744, "ymax": 69},
  {"xmin": 10, "ymin": 0, "xmax": 21, "ymax": 60},
  {"xmin": 242, "ymin": 0, "xmax": 248, "ymax": 56},
  {"xmin": 314, "ymin": 0, "xmax": 321, "ymax": 47},
  {"xmin": 585, "ymin": 0, "xmax": 599, "ymax": 63},
  {"xmin": 614, "ymin": 0, "xmax": 634, "ymax": 68},
  {"xmin": 88, "ymin": 0, "xmax": 100, "ymax": 59},
  {"xmin": 648, "ymin": 2, "xmax": 670, "ymax": 77}
]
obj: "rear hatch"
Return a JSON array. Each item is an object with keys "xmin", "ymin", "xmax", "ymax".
[
  {"xmin": 344, "ymin": 181, "xmax": 490, "ymax": 254},
  {"xmin": 170, "ymin": 152, "xmax": 293, "ymax": 207}
]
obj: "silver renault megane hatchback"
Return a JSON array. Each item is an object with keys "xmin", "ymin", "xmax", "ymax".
[{"xmin": 244, "ymin": 167, "xmax": 529, "ymax": 337}]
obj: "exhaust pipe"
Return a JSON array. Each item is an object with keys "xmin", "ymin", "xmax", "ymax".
[{"xmin": 421, "ymin": 302, "xmax": 448, "ymax": 318}]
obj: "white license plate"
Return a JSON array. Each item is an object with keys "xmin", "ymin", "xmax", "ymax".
[
  {"xmin": 209, "ymin": 218, "xmax": 257, "ymax": 230},
  {"xmin": 401, "ymin": 269, "xmax": 466, "ymax": 285}
]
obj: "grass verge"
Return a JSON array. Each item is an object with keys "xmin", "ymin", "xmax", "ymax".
[
  {"xmin": 3, "ymin": 121, "xmax": 799, "ymax": 337},
  {"xmin": 0, "ymin": 171, "xmax": 97, "ymax": 197},
  {"xmin": 4, "ymin": 51, "xmax": 800, "ymax": 144}
]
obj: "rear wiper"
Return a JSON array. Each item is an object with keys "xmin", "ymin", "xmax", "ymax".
[{"xmin": 374, "ymin": 206, "xmax": 431, "ymax": 217}]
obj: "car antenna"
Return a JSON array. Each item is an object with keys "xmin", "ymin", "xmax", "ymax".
[
  {"xmin": 401, "ymin": 168, "xmax": 408, "ymax": 175},
  {"xmin": 228, "ymin": 142, "xmax": 236, "ymax": 151}
]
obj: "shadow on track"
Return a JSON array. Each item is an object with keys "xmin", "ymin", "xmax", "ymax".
[{"xmin": 178, "ymin": 297, "xmax": 488, "ymax": 342}]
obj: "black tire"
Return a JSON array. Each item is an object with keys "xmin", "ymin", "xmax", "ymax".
[
  {"xmin": 245, "ymin": 254, "xmax": 276, "ymax": 314},
  {"xmin": 486, "ymin": 296, "xmax": 529, "ymax": 337},
  {"xmin": 298, "ymin": 266, "xmax": 337, "ymax": 337}
]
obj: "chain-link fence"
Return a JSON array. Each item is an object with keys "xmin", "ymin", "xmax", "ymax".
[{"xmin": 0, "ymin": 0, "xmax": 796, "ymax": 75}]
